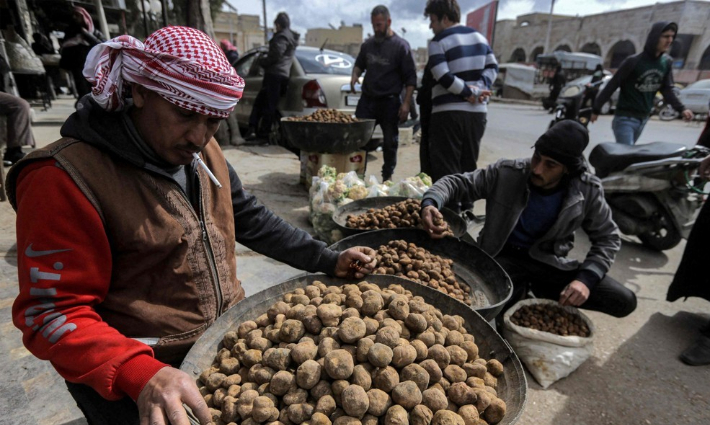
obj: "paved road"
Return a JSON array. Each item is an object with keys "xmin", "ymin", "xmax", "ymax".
[{"xmin": 1, "ymin": 99, "xmax": 708, "ymax": 424}]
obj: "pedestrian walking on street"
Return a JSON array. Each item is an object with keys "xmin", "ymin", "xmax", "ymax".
[
  {"xmin": 424, "ymin": 0, "xmax": 498, "ymax": 214},
  {"xmin": 581, "ymin": 64, "xmax": 604, "ymax": 109},
  {"xmin": 7, "ymin": 26, "xmax": 376, "ymax": 424},
  {"xmin": 591, "ymin": 21, "xmax": 692, "ymax": 145},
  {"xmin": 544, "ymin": 64, "xmax": 566, "ymax": 112},
  {"xmin": 350, "ymin": 5, "xmax": 417, "ymax": 182},
  {"xmin": 244, "ymin": 12, "xmax": 299, "ymax": 144}
]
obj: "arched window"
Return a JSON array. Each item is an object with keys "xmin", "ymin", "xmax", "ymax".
[
  {"xmin": 554, "ymin": 44, "xmax": 571, "ymax": 52},
  {"xmin": 509, "ymin": 48, "xmax": 526, "ymax": 63},
  {"xmin": 700, "ymin": 45, "xmax": 710, "ymax": 70},
  {"xmin": 606, "ymin": 40, "xmax": 636, "ymax": 68},
  {"xmin": 530, "ymin": 46, "xmax": 544, "ymax": 62},
  {"xmin": 580, "ymin": 42, "xmax": 601, "ymax": 56}
]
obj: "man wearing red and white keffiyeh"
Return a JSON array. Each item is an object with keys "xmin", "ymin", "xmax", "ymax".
[{"xmin": 7, "ymin": 26, "xmax": 377, "ymax": 424}]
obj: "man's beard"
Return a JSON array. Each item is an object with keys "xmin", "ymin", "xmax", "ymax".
[{"xmin": 374, "ymin": 26, "xmax": 389, "ymax": 40}]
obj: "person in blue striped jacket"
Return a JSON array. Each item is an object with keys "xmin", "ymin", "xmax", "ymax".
[{"xmin": 424, "ymin": 0, "xmax": 498, "ymax": 214}]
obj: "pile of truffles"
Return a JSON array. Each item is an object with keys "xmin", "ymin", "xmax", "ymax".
[
  {"xmin": 345, "ymin": 199, "xmax": 453, "ymax": 237},
  {"xmin": 286, "ymin": 109, "xmax": 360, "ymax": 123},
  {"xmin": 198, "ymin": 281, "xmax": 507, "ymax": 425},
  {"xmin": 372, "ymin": 240, "xmax": 472, "ymax": 305},
  {"xmin": 511, "ymin": 303, "xmax": 591, "ymax": 337}
]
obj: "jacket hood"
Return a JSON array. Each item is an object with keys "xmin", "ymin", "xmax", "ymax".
[
  {"xmin": 644, "ymin": 21, "xmax": 677, "ymax": 57},
  {"xmin": 60, "ymin": 96, "xmax": 147, "ymax": 167},
  {"xmin": 278, "ymin": 28, "xmax": 300, "ymax": 48}
]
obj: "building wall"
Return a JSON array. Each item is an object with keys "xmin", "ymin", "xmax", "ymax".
[
  {"xmin": 213, "ymin": 11, "xmax": 265, "ymax": 53},
  {"xmin": 492, "ymin": 0, "xmax": 710, "ymax": 82},
  {"xmin": 304, "ymin": 25, "xmax": 363, "ymax": 56}
]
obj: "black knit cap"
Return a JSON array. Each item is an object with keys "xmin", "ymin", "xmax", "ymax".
[{"xmin": 533, "ymin": 120, "xmax": 589, "ymax": 174}]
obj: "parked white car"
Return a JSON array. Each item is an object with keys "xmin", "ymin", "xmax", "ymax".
[{"xmin": 678, "ymin": 79, "xmax": 710, "ymax": 116}]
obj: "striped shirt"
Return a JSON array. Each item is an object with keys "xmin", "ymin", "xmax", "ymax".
[{"xmin": 428, "ymin": 25, "xmax": 498, "ymax": 114}]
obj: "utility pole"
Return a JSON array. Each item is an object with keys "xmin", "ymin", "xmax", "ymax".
[
  {"xmin": 161, "ymin": 0, "xmax": 169, "ymax": 27},
  {"xmin": 543, "ymin": 0, "xmax": 555, "ymax": 54},
  {"xmin": 139, "ymin": 0, "xmax": 149, "ymax": 38},
  {"xmin": 93, "ymin": 0, "xmax": 110, "ymax": 38},
  {"xmin": 262, "ymin": 0, "xmax": 268, "ymax": 45}
]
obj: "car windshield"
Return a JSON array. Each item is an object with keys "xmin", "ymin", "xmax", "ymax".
[
  {"xmin": 296, "ymin": 49, "xmax": 355, "ymax": 75},
  {"xmin": 686, "ymin": 79, "xmax": 710, "ymax": 90}
]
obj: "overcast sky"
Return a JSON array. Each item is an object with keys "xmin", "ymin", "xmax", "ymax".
[{"xmin": 227, "ymin": 0, "xmax": 704, "ymax": 50}]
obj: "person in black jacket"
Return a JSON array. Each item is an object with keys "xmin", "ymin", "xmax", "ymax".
[
  {"xmin": 60, "ymin": 6, "xmax": 106, "ymax": 101},
  {"xmin": 417, "ymin": 62, "xmax": 434, "ymax": 176},
  {"xmin": 667, "ymin": 155, "xmax": 710, "ymax": 366},
  {"xmin": 244, "ymin": 12, "xmax": 299, "ymax": 143},
  {"xmin": 591, "ymin": 21, "xmax": 692, "ymax": 145},
  {"xmin": 582, "ymin": 64, "xmax": 604, "ymax": 109},
  {"xmin": 220, "ymin": 39, "xmax": 240, "ymax": 67},
  {"xmin": 545, "ymin": 64, "xmax": 565, "ymax": 112}
]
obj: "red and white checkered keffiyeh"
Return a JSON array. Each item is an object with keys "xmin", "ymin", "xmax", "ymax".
[{"xmin": 83, "ymin": 26, "xmax": 245, "ymax": 118}]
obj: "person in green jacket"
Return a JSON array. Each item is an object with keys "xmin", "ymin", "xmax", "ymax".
[{"xmin": 591, "ymin": 21, "xmax": 692, "ymax": 145}]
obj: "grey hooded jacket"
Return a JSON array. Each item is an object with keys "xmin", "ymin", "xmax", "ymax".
[
  {"xmin": 260, "ymin": 28, "xmax": 299, "ymax": 78},
  {"xmin": 423, "ymin": 158, "xmax": 620, "ymax": 281}
]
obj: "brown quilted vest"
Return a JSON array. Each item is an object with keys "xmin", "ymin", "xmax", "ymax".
[{"xmin": 7, "ymin": 137, "xmax": 245, "ymax": 365}]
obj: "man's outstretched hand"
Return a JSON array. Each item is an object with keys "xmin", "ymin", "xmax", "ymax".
[
  {"xmin": 137, "ymin": 367, "xmax": 213, "ymax": 425},
  {"xmin": 421, "ymin": 205, "xmax": 448, "ymax": 239},
  {"xmin": 559, "ymin": 280, "xmax": 590, "ymax": 307},
  {"xmin": 334, "ymin": 246, "xmax": 378, "ymax": 279}
]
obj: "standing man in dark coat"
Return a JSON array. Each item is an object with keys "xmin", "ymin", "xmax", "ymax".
[
  {"xmin": 667, "ymin": 155, "xmax": 710, "ymax": 366},
  {"xmin": 350, "ymin": 5, "xmax": 417, "ymax": 182},
  {"xmin": 245, "ymin": 12, "xmax": 299, "ymax": 143}
]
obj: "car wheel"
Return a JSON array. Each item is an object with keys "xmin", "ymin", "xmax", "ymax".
[
  {"xmin": 658, "ymin": 105, "xmax": 679, "ymax": 121},
  {"xmin": 600, "ymin": 101, "xmax": 611, "ymax": 115}
]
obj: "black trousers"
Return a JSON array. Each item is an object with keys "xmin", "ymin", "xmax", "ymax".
[
  {"xmin": 356, "ymin": 94, "xmax": 401, "ymax": 179},
  {"xmin": 428, "ymin": 111, "xmax": 486, "ymax": 211},
  {"xmin": 418, "ymin": 101, "xmax": 432, "ymax": 175},
  {"xmin": 66, "ymin": 381, "xmax": 139, "ymax": 425},
  {"xmin": 495, "ymin": 246, "xmax": 637, "ymax": 318},
  {"xmin": 248, "ymin": 73, "xmax": 289, "ymax": 136}
]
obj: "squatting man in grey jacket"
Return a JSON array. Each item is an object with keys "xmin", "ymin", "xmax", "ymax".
[{"xmin": 421, "ymin": 120, "xmax": 637, "ymax": 318}]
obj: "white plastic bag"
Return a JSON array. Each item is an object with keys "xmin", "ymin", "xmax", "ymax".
[
  {"xmin": 309, "ymin": 180, "xmax": 338, "ymax": 242},
  {"xmin": 502, "ymin": 299, "xmax": 595, "ymax": 389},
  {"xmin": 365, "ymin": 175, "xmax": 389, "ymax": 198}
]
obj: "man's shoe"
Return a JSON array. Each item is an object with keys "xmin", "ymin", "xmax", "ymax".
[
  {"xmin": 382, "ymin": 174, "xmax": 392, "ymax": 182},
  {"xmin": 679, "ymin": 335, "xmax": 710, "ymax": 366},
  {"xmin": 243, "ymin": 135, "xmax": 269, "ymax": 146},
  {"xmin": 3, "ymin": 147, "xmax": 25, "ymax": 166},
  {"xmin": 243, "ymin": 128, "xmax": 258, "ymax": 142}
]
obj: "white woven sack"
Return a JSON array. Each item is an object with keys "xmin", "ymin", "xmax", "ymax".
[{"xmin": 502, "ymin": 299, "xmax": 595, "ymax": 389}]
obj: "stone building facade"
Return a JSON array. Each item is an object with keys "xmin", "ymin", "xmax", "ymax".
[
  {"xmin": 213, "ymin": 11, "xmax": 265, "ymax": 54},
  {"xmin": 493, "ymin": 0, "xmax": 710, "ymax": 83},
  {"xmin": 304, "ymin": 24, "xmax": 363, "ymax": 57}
]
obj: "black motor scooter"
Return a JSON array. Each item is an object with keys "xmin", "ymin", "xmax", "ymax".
[{"xmin": 549, "ymin": 80, "xmax": 604, "ymax": 129}]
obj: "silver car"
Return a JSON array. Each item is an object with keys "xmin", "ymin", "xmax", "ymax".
[
  {"xmin": 232, "ymin": 46, "xmax": 363, "ymax": 147},
  {"xmin": 678, "ymin": 79, "xmax": 710, "ymax": 115}
]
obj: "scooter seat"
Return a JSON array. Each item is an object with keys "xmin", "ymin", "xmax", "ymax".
[{"xmin": 589, "ymin": 142, "xmax": 687, "ymax": 178}]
